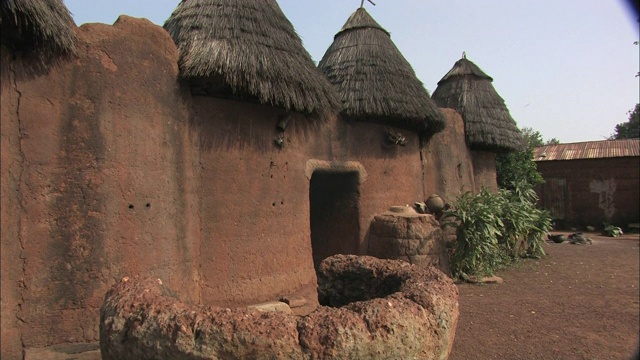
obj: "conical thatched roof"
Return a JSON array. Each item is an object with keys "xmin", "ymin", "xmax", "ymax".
[
  {"xmin": 163, "ymin": 0, "xmax": 340, "ymax": 115},
  {"xmin": 0, "ymin": 0, "xmax": 76, "ymax": 56},
  {"xmin": 318, "ymin": 7, "xmax": 445, "ymax": 134},
  {"xmin": 432, "ymin": 56, "xmax": 523, "ymax": 152}
]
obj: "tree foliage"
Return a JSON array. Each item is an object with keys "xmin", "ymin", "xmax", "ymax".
[
  {"xmin": 496, "ymin": 127, "xmax": 545, "ymax": 191},
  {"xmin": 612, "ymin": 103, "xmax": 640, "ymax": 139}
]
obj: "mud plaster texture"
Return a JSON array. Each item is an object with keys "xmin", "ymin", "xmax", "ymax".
[
  {"xmin": 100, "ymin": 256, "xmax": 459, "ymax": 360},
  {"xmin": 421, "ymin": 108, "xmax": 476, "ymax": 203},
  {"xmin": 186, "ymin": 95, "xmax": 321, "ymax": 313},
  {"xmin": 471, "ymin": 150, "xmax": 499, "ymax": 193},
  {"xmin": 536, "ymin": 157, "xmax": 639, "ymax": 229},
  {"xmin": 0, "ymin": 16, "xmax": 199, "ymax": 355},
  {"xmin": 1, "ymin": 16, "xmax": 490, "ymax": 358},
  {"xmin": 313, "ymin": 116, "xmax": 427, "ymax": 254},
  {"xmin": 368, "ymin": 207, "xmax": 451, "ymax": 276}
]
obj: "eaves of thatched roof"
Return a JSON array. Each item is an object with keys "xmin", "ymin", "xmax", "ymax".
[
  {"xmin": 432, "ymin": 56, "xmax": 523, "ymax": 152},
  {"xmin": 318, "ymin": 7, "xmax": 445, "ymax": 135},
  {"xmin": 163, "ymin": 0, "xmax": 340, "ymax": 115},
  {"xmin": 1, "ymin": 0, "xmax": 76, "ymax": 57}
]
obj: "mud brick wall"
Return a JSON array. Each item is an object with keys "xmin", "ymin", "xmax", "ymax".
[
  {"xmin": 421, "ymin": 108, "xmax": 476, "ymax": 203},
  {"xmin": 1, "ymin": 17, "xmax": 201, "ymax": 353},
  {"xmin": 471, "ymin": 150, "xmax": 499, "ymax": 194},
  {"xmin": 186, "ymin": 96, "xmax": 319, "ymax": 309},
  {"xmin": 314, "ymin": 117, "xmax": 426, "ymax": 255},
  {"xmin": 536, "ymin": 157, "xmax": 640, "ymax": 229}
]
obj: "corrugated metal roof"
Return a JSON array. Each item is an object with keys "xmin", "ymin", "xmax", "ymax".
[{"xmin": 534, "ymin": 139, "xmax": 640, "ymax": 161}]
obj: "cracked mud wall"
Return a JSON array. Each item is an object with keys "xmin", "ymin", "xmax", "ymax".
[
  {"xmin": 0, "ymin": 16, "xmax": 201, "ymax": 354},
  {"xmin": 0, "ymin": 45, "xmax": 27, "ymax": 360},
  {"xmin": 188, "ymin": 98, "xmax": 319, "ymax": 311},
  {"xmin": 312, "ymin": 117, "xmax": 425, "ymax": 255},
  {"xmin": 471, "ymin": 150, "xmax": 499, "ymax": 193},
  {"xmin": 421, "ymin": 108, "xmax": 476, "ymax": 203}
]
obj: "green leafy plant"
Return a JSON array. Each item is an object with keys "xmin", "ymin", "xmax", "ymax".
[
  {"xmin": 496, "ymin": 127, "xmax": 546, "ymax": 191},
  {"xmin": 602, "ymin": 225, "xmax": 623, "ymax": 237},
  {"xmin": 442, "ymin": 182, "xmax": 553, "ymax": 279},
  {"xmin": 442, "ymin": 188, "xmax": 505, "ymax": 278},
  {"xmin": 500, "ymin": 181, "xmax": 551, "ymax": 259}
]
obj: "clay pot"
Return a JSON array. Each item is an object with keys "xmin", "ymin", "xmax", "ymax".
[
  {"xmin": 549, "ymin": 234, "xmax": 565, "ymax": 243},
  {"xmin": 426, "ymin": 194, "xmax": 445, "ymax": 213}
]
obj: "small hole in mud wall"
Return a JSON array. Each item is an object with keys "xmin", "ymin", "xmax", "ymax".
[
  {"xmin": 146, "ymin": 203, "xmax": 151, "ymax": 208},
  {"xmin": 309, "ymin": 171, "xmax": 360, "ymax": 270},
  {"xmin": 128, "ymin": 204, "xmax": 134, "ymax": 209}
]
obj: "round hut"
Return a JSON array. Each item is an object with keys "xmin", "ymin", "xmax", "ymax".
[
  {"xmin": 164, "ymin": 0, "xmax": 339, "ymax": 114},
  {"xmin": 163, "ymin": 0, "xmax": 341, "ymax": 313},
  {"xmin": 0, "ymin": 0, "xmax": 76, "ymax": 57},
  {"xmin": 311, "ymin": 6, "xmax": 445, "ymax": 264},
  {"xmin": 432, "ymin": 54, "xmax": 523, "ymax": 191},
  {"xmin": 318, "ymin": 6, "xmax": 444, "ymax": 134}
]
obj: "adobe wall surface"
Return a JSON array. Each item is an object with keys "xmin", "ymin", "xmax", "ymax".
[
  {"xmin": 536, "ymin": 157, "xmax": 640, "ymax": 229},
  {"xmin": 0, "ymin": 13, "xmax": 483, "ymax": 358},
  {"xmin": 0, "ymin": 17, "xmax": 200, "ymax": 353},
  {"xmin": 1, "ymin": 47, "xmax": 25, "ymax": 360},
  {"xmin": 471, "ymin": 150, "xmax": 499, "ymax": 193},
  {"xmin": 421, "ymin": 108, "xmax": 475, "ymax": 203},
  {"xmin": 324, "ymin": 118, "xmax": 426, "ymax": 254},
  {"xmin": 187, "ymin": 97, "xmax": 319, "ymax": 309}
]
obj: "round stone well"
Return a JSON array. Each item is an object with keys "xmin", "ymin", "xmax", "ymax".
[{"xmin": 100, "ymin": 255, "xmax": 459, "ymax": 360}]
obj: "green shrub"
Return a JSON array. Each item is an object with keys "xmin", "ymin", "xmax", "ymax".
[
  {"xmin": 602, "ymin": 225, "xmax": 623, "ymax": 237},
  {"xmin": 442, "ymin": 182, "xmax": 552, "ymax": 279},
  {"xmin": 499, "ymin": 181, "xmax": 551, "ymax": 259},
  {"xmin": 442, "ymin": 188, "xmax": 505, "ymax": 278}
]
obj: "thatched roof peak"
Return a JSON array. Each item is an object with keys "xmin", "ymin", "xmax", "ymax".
[
  {"xmin": 318, "ymin": 7, "xmax": 445, "ymax": 135},
  {"xmin": 432, "ymin": 55, "xmax": 523, "ymax": 152},
  {"xmin": 164, "ymin": 0, "xmax": 340, "ymax": 115},
  {"xmin": 338, "ymin": 7, "xmax": 388, "ymax": 36},
  {"xmin": 1, "ymin": 0, "xmax": 77, "ymax": 57},
  {"xmin": 437, "ymin": 55, "xmax": 493, "ymax": 84}
]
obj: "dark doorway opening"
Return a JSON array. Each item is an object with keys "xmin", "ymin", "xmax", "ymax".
[{"xmin": 309, "ymin": 171, "xmax": 361, "ymax": 270}]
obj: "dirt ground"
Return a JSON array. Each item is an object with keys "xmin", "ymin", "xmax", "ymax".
[{"xmin": 449, "ymin": 232, "xmax": 640, "ymax": 360}]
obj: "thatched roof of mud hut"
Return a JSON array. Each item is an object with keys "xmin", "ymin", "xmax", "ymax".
[
  {"xmin": 0, "ymin": 0, "xmax": 76, "ymax": 56},
  {"xmin": 432, "ymin": 55, "xmax": 524, "ymax": 152},
  {"xmin": 318, "ymin": 7, "xmax": 445, "ymax": 134},
  {"xmin": 163, "ymin": 0, "xmax": 340, "ymax": 115}
]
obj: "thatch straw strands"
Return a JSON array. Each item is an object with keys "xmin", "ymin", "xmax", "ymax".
[
  {"xmin": 432, "ymin": 56, "xmax": 523, "ymax": 152},
  {"xmin": 164, "ymin": 0, "xmax": 340, "ymax": 115},
  {"xmin": 318, "ymin": 7, "xmax": 444, "ymax": 134},
  {"xmin": 1, "ymin": 0, "xmax": 76, "ymax": 56}
]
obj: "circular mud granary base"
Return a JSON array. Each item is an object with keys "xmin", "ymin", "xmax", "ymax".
[{"xmin": 100, "ymin": 255, "xmax": 459, "ymax": 360}]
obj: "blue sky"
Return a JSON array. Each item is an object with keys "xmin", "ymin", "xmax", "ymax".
[{"xmin": 64, "ymin": 0, "xmax": 639, "ymax": 143}]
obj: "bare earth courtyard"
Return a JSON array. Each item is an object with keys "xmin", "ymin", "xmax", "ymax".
[{"xmin": 450, "ymin": 232, "xmax": 640, "ymax": 360}]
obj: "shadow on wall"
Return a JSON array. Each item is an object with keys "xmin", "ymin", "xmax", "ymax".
[
  {"xmin": 0, "ymin": 45, "xmax": 76, "ymax": 88},
  {"xmin": 334, "ymin": 118, "xmax": 417, "ymax": 160},
  {"xmin": 185, "ymin": 94, "xmax": 326, "ymax": 154}
]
